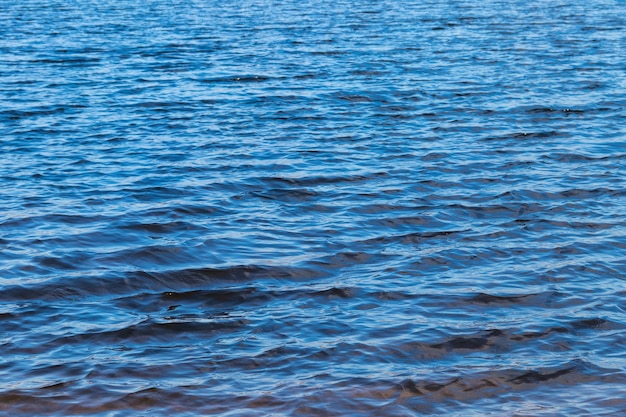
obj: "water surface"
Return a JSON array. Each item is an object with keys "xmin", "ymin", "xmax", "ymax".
[{"xmin": 1, "ymin": 0, "xmax": 626, "ymax": 415}]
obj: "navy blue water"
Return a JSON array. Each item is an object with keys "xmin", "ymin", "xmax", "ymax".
[{"xmin": 1, "ymin": 0, "xmax": 626, "ymax": 415}]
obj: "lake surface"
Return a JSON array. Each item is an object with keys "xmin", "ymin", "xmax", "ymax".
[{"xmin": 1, "ymin": 0, "xmax": 626, "ymax": 415}]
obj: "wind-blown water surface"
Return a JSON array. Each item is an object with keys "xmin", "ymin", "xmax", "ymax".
[{"xmin": 1, "ymin": 0, "xmax": 625, "ymax": 415}]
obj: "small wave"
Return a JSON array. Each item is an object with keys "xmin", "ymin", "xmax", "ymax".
[{"xmin": 0, "ymin": 264, "xmax": 328, "ymax": 301}]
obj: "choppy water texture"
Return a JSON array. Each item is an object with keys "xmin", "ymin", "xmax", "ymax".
[{"xmin": 1, "ymin": 0, "xmax": 626, "ymax": 415}]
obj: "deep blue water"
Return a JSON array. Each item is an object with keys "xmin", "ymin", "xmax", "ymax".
[{"xmin": 1, "ymin": 0, "xmax": 626, "ymax": 415}]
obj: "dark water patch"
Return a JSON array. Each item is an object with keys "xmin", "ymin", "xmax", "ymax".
[
  {"xmin": 550, "ymin": 152, "xmax": 626, "ymax": 163},
  {"xmin": 395, "ymin": 360, "xmax": 623, "ymax": 400},
  {"xmin": 469, "ymin": 292, "xmax": 553, "ymax": 306},
  {"xmin": 569, "ymin": 317, "xmax": 626, "ymax": 332},
  {"xmin": 142, "ymin": 203, "xmax": 229, "ymax": 218},
  {"xmin": 135, "ymin": 265, "xmax": 329, "ymax": 288},
  {"xmin": 1, "ymin": 106, "xmax": 84, "ymax": 120},
  {"xmin": 482, "ymin": 130, "xmax": 568, "ymax": 141},
  {"xmin": 250, "ymin": 188, "xmax": 321, "ymax": 203},
  {"xmin": 0, "ymin": 264, "xmax": 328, "ymax": 302},
  {"xmin": 310, "ymin": 50, "xmax": 348, "ymax": 56},
  {"xmin": 196, "ymin": 75, "xmax": 274, "ymax": 84},
  {"xmin": 53, "ymin": 318, "xmax": 250, "ymax": 348},
  {"xmin": 114, "ymin": 287, "xmax": 271, "ymax": 312},
  {"xmin": 311, "ymin": 251, "xmax": 386, "ymax": 270},
  {"xmin": 362, "ymin": 229, "xmax": 470, "ymax": 245},
  {"xmin": 496, "ymin": 187, "xmax": 620, "ymax": 202},
  {"xmin": 28, "ymin": 57, "xmax": 101, "ymax": 65},
  {"xmin": 118, "ymin": 221, "xmax": 206, "ymax": 234},
  {"xmin": 258, "ymin": 171, "xmax": 388, "ymax": 188}
]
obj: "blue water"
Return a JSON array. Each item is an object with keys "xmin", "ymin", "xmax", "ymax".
[{"xmin": 1, "ymin": 0, "xmax": 626, "ymax": 415}]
